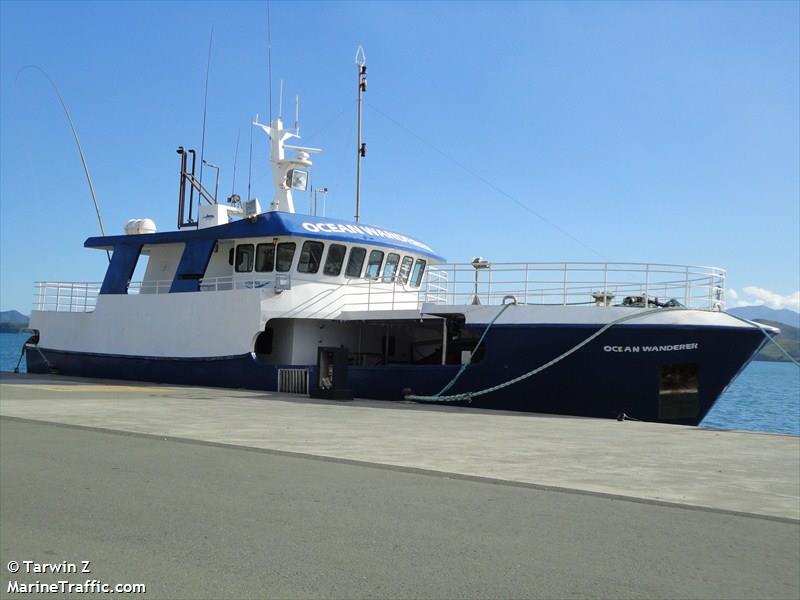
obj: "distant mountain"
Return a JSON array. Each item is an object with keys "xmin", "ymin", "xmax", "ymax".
[
  {"xmin": 0, "ymin": 310, "xmax": 28, "ymax": 325},
  {"xmin": 0, "ymin": 310, "xmax": 29, "ymax": 333},
  {"xmin": 728, "ymin": 306, "xmax": 799, "ymax": 328},
  {"xmin": 750, "ymin": 319, "xmax": 799, "ymax": 363}
]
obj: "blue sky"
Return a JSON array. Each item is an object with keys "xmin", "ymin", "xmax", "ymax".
[{"xmin": 1, "ymin": 1, "xmax": 798, "ymax": 313}]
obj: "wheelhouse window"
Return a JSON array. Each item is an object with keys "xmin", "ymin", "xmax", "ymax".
[
  {"xmin": 298, "ymin": 241, "xmax": 324, "ymax": 274},
  {"xmin": 411, "ymin": 259, "xmax": 427, "ymax": 287},
  {"xmin": 345, "ymin": 247, "xmax": 367, "ymax": 278},
  {"xmin": 365, "ymin": 250, "xmax": 384, "ymax": 279},
  {"xmin": 235, "ymin": 244, "xmax": 254, "ymax": 272},
  {"xmin": 255, "ymin": 243, "xmax": 275, "ymax": 272},
  {"xmin": 323, "ymin": 244, "xmax": 347, "ymax": 276},
  {"xmin": 276, "ymin": 242, "xmax": 296, "ymax": 272},
  {"xmin": 398, "ymin": 256, "xmax": 413, "ymax": 284},
  {"xmin": 382, "ymin": 253, "xmax": 401, "ymax": 282}
]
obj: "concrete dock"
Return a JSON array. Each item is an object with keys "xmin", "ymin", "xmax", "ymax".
[{"xmin": 1, "ymin": 372, "xmax": 798, "ymax": 598}]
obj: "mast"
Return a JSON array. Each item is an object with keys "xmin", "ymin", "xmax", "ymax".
[
  {"xmin": 253, "ymin": 114, "xmax": 321, "ymax": 213},
  {"xmin": 355, "ymin": 46, "xmax": 367, "ymax": 223}
]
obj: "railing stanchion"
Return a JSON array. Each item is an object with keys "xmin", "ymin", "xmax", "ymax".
[
  {"xmin": 562, "ymin": 264, "xmax": 568, "ymax": 306},
  {"xmin": 684, "ymin": 266, "xmax": 689, "ymax": 307},
  {"xmin": 644, "ymin": 264, "xmax": 650, "ymax": 306},
  {"xmin": 603, "ymin": 263, "xmax": 608, "ymax": 307},
  {"xmin": 524, "ymin": 264, "xmax": 529, "ymax": 304}
]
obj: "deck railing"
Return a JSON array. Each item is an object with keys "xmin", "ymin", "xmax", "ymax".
[
  {"xmin": 31, "ymin": 262, "xmax": 726, "ymax": 315},
  {"xmin": 33, "ymin": 281, "xmax": 102, "ymax": 312},
  {"xmin": 423, "ymin": 262, "xmax": 726, "ymax": 310}
]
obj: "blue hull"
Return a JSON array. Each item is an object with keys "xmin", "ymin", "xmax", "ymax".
[{"xmin": 26, "ymin": 323, "xmax": 766, "ymax": 425}]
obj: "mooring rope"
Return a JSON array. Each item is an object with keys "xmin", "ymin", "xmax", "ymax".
[
  {"xmin": 406, "ymin": 307, "xmax": 798, "ymax": 404},
  {"xmin": 726, "ymin": 314, "xmax": 800, "ymax": 367},
  {"xmin": 433, "ymin": 295, "xmax": 518, "ymax": 397}
]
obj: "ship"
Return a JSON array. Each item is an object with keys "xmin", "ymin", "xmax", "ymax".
[{"xmin": 24, "ymin": 89, "xmax": 772, "ymax": 426}]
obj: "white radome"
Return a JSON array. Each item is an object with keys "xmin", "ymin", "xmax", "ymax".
[{"xmin": 124, "ymin": 218, "xmax": 157, "ymax": 235}]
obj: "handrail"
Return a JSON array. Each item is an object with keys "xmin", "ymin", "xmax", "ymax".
[
  {"xmin": 31, "ymin": 261, "xmax": 726, "ymax": 315},
  {"xmin": 423, "ymin": 261, "xmax": 725, "ymax": 310},
  {"xmin": 32, "ymin": 281, "xmax": 102, "ymax": 313}
]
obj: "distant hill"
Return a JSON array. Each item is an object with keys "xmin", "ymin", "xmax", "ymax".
[
  {"xmin": 0, "ymin": 310, "xmax": 29, "ymax": 333},
  {"xmin": 728, "ymin": 306, "xmax": 799, "ymax": 328},
  {"xmin": 750, "ymin": 319, "xmax": 799, "ymax": 363}
]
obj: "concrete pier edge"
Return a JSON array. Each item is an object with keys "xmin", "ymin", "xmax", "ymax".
[{"xmin": 1, "ymin": 414, "xmax": 796, "ymax": 526}]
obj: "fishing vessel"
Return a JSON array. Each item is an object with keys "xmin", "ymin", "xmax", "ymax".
[{"xmin": 24, "ymin": 66, "xmax": 772, "ymax": 426}]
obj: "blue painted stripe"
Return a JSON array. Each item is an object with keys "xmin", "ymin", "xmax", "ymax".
[
  {"xmin": 99, "ymin": 243, "xmax": 142, "ymax": 294},
  {"xmin": 86, "ymin": 211, "xmax": 445, "ymax": 262},
  {"xmin": 170, "ymin": 239, "xmax": 216, "ymax": 293}
]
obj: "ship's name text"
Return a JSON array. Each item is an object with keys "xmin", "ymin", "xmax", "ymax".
[
  {"xmin": 301, "ymin": 222, "xmax": 434, "ymax": 253},
  {"xmin": 603, "ymin": 343, "xmax": 699, "ymax": 353}
]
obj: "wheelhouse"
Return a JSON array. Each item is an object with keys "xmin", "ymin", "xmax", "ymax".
[{"xmin": 82, "ymin": 211, "xmax": 443, "ymax": 297}]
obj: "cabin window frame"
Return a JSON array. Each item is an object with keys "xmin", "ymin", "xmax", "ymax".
[
  {"xmin": 255, "ymin": 243, "xmax": 275, "ymax": 273},
  {"xmin": 382, "ymin": 253, "xmax": 401, "ymax": 283},
  {"xmin": 323, "ymin": 243, "xmax": 347, "ymax": 277},
  {"xmin": 411, "ymin": 259, "xmax": 427, "ymax": 287},
  {"xmin": 235, "ymin": 244, "xmax": 255, "ymax": 273},
  {"xmin": 297, "ymin": 240, "xmax": 325, "ymax": 274},
  {"xmin": 365, "ymin": 249, "xmax": 385, "ymax": 280},
  {"xmin": 398, "ymin": 256, "xmax": 414, "ymax": 285},
  {"xmin": 345, "ymin": 247, "xmax": 367, "ymax": 278},
  {"xmin": 275, "ymin": 242, "xmax": 297, "ymax": 273}
]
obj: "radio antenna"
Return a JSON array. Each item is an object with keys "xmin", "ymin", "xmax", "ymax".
[
  {"xmin": 355, "ymin": 46, "xmax": 367, "ymax": 223},
  {"xmin": 278, "ymin": 80, "xmax": 284, "ymax": 119},
  {"xmin": 267, "ymin": 0, "xmax": 273, "ymax": 122},
  {"xmin": 294, "ymin": 95, "xmax": 300, "ymax": 134},
  {"xmin": 17, "ymin": 65, "xmax": 110, "ymax": 262},
  {"xmin": 198, "ymin": 28, "xmax": 214, "ymax": 205},
  {"xmin": 247, "ymin": 116, "xmax": 255, "ymax": 200},
  {"xmin": 231, "ymin": 128, "xmax": 241, "ymax": 197}
]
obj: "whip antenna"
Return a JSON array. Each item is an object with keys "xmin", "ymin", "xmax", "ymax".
[
  {"xmin": 231, "ymin": 128, "xmax": 241, "ymax": 197},
  {"xmin": 247, "ymin": 116, "xmax": 255, "ymax": 200},
  {"xmin": 267, "ymin": 0, "xmax": 273, "ymax": 121},
  {"xmin": 198, "ymin": 28, "xmax": 214, "ymax": 207},
  {"xmin": 278, "ymin": 80, "xmax": 284, "ymax": 119},
  {"xmin": 17, "ymin": 65, "xmax": 110, "ymax": 262}
]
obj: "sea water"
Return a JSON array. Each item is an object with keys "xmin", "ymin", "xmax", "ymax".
[
  {"xmin": 700, "ymin": 360, "xmax": 799, "ymax": 436},
  {"xmin": 1, "ymin": 332, "xmax": 29, "ymax": 374},
  {"xmin": 1, "ymin": 332, "xmax": 797, "ymax": 435}
]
